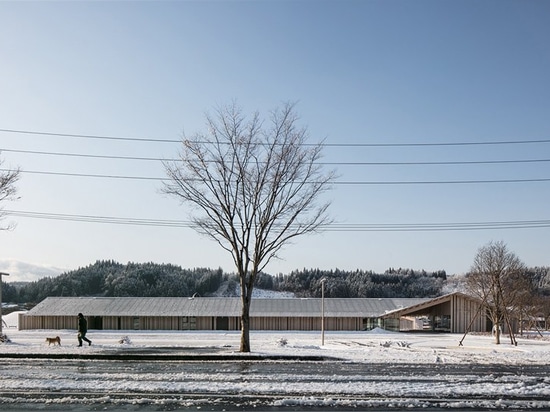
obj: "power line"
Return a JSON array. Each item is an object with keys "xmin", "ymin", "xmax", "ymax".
[
  {"xmin": 2, "ymin": 147, "xmax": 550, "ymax": 167},
  {"xmin": 0, "ymin": 128, "xmax": 179, "ymax": 143},
  {"xmin": 5, "ymin": 210, "xmax": 193, "ymax": 227},
  {"xmin": 5, "ymin": 168, "xmax": 550, "ymax": 185},
  {"xmin": 327, "ymin": 220, "xmax": 550, "ymax": 232},
  {"xmin": 4, "ymin": 169, "xmax": 164, "ymax": 181},
  {"xmin": 6, "ymin": 209, "xmax": 550, "ymax": 232},
  {"xmin": 336, "ymin": 178, "xmax": 550, "ymax": 185},
  {"xmin": 329, "ymin": 159, "xmax": 550, "ymax": 166},
  {"xmin": 0, "ymin": 148, "xmax": 172, "ymax": 162},
  {"xmin": 2, "ymin": 127, "xmax": 550, "ymax": 147}
]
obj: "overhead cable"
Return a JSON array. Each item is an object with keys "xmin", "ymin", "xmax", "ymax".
[
  {"xmin": 6, "ymin": 209, "xmax": 550, "ymax": 232},
  {"xmin": 4, "ymin": 169, "xmax": 550, "ymax": 185},
  {"xmin": 1, "ymin": 147, "xmax": 550, "ymax": 167},
  {"xmin": 2, "ymin": 127, "xmax": 550, "ymax": 147}
]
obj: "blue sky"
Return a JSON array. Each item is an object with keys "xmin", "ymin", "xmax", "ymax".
[{"xmin": 1, "ymin": 0, "xmax": 549, "ymax": 282}]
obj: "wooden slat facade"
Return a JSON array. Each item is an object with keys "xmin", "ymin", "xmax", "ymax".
[
  {"xmin": 18, "ymin": 293, "xmax": 488, "ymax": 333},
  {"xmin": 382, "ymin": 293, "xmax": 488, "ymax": 333},
  {"xmin": 18, "ymin": 314, "xmax": 366, "ymax": 331}
]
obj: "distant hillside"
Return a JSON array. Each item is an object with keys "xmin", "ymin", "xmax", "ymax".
[
  {"xmin": 210, "ymin": 280, "xmax": 295, "ymax": 298},
  {"xmin": 3, "ymin": 260, "xmax": 549, "ymax": 305},
  {"xmin": 9, "ymin": 261, "xmax": 227, "ymax": 304},
  {"xmin": 3, "ymin": 260, "xmax": 453, "ymax": 304}
]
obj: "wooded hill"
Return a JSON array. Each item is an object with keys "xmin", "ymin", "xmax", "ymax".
[{"xmin": 2, "ymin": 260, "xmax": 549, "ymax": 304}]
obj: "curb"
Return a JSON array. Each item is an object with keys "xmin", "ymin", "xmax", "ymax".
[{"xmin": 0, "ymin": 352, "xmax": 330, "ymax": 361}]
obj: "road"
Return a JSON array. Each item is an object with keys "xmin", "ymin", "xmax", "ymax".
[{"xmin": 1, "ymin": 357, "xmax": 549, "ymax": 411}]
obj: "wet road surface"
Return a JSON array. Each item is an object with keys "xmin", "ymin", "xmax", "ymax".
[{"xmin": 1, "ymin": 358, "xmax": 549, "ymax": 411}]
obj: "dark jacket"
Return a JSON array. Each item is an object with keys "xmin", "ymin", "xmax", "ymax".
[{"xmin": 78, "ymin": 316, "xmax": 87, "ymax": 334}]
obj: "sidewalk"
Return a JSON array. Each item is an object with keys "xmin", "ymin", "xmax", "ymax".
[{"xmin": 0, "ymin": 347, "xmax": 329, "ymax": 361}]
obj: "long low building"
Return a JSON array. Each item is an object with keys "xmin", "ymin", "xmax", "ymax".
[{"xmin": 18, "ymin": 292, "xmax": 488, "ymax": 333}]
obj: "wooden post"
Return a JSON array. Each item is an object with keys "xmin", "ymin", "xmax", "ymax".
[{"xmin": 0, "ymin": 272, "xmax": 9, "ymax": 335}]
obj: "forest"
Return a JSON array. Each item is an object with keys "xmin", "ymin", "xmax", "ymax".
[{"xmin": 2, "ymin": 260, "xmax": 549, "ymax": 305}]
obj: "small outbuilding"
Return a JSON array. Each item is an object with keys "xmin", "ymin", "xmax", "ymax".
[
  {"xmin": 18, "ymin": 292, "xmax": 487, "ymax": 333},
  {"xmin": 381, "ymin": 292, "xmax": 487, "ymax": 333}
]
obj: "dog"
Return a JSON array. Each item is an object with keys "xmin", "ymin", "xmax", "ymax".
[{"xmin": 46, "ymin": 336, "xmax": 61, "ymax": 346}]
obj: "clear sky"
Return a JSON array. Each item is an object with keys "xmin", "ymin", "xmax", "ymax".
[{"xmin": 1, "ymin": 0, "xmax": 549, "ymax": 282}]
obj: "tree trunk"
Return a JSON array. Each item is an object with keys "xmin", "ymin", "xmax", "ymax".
[
  {"xmin": 240, "ymin": 296, "xmax": 251, "ymax": 352},
  {"xmin": 493, "ymin": 316, "xmax": 501, "ymax": 344},
  {"xmin": 503, "ymin": 310, "xmax": 517, "ymax": 346}
]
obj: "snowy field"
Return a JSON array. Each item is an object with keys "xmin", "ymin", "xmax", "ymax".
[
  {"xmin": 2, "ymin": 311, "xmax": 550, "ymax": 365},
  {"xmin": 1, "ymin": 311, "xmax": 550, "ymax": 410}
]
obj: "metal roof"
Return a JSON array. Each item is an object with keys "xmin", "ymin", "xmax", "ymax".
[
  {"xmin": 26, "ymin": 296, "xmax": 431, "ymax": 318},
  {"xmin": 381, "ymin": 292, "xmax": 482, "ymax": 318}
]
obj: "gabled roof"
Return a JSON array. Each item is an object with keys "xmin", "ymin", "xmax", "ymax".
[
  {"xmin": 26, "ymin": 296, "xmax": 431, "ymax": 318},
  {"xmin": 381, "ymin": 292, "xmax": 483, "ymax": 318}
]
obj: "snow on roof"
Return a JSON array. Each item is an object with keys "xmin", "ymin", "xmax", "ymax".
[{"xmin": 26, "ymin": 296, "xmax": 432, "ymax": 318}]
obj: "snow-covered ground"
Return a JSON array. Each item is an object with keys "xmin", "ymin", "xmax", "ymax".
[
  {"xmin": 1, "ymin": 311, "xmax": 550, "ymax": 410},
  {"xmin": 2, "ymin": 311, "xmax": 549, "ymax": 365}
]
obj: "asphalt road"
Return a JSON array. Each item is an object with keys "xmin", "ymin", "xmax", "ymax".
[{"xmin": 0, "ymin": 357, "xmax": 548, "ymax": 411}]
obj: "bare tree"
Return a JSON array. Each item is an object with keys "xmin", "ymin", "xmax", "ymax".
[
  {"xmin": 163, "ymin": 102, "xmax": 335, "ymax": 352},
  {"xmin": 539, "ymin": 296, "xmax": 550, "ymax": 331},
  {"xmin": 466, "ymin": 241, "xmax": 527, "ymax": 344},
  {"xmin": 0, "ymin": 156, "xmax": 20, "ymax": 230}
]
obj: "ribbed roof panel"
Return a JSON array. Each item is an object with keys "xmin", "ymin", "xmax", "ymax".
[{"xmin": 26, "ymin": 296, "xmax": 431, "ymax": 318}]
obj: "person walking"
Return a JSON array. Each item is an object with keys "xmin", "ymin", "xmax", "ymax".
[{"xmin": 77, "ymin": 313, "xmax": 92, "ymax": 346}]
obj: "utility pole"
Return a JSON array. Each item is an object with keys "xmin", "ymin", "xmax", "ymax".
[
  {"xmin": 0, "ymin": 272, "xmax": 9, "ymax": 335},
  {"xmin": 320, "ymin": 278, "xmax": 326, "ymax": 346}
]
